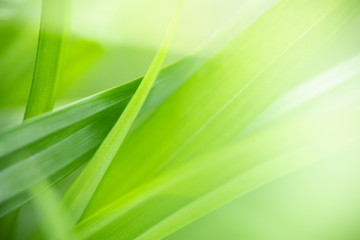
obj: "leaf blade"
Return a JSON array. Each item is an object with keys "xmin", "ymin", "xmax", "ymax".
[{"xmin": 24, "ymin": 0, "xmax": 71, "ymax": 119}]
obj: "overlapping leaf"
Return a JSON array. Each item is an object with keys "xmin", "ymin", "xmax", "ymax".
[
  {"xmin": 0, "ymin": 56, "xmax": 198, "ymax": 216},
  {"xmin": 0, "ymin": 0, "xmax": 273, "ymax": 216}
]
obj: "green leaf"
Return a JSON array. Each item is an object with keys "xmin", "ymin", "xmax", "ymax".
[
  {"xmin": 24, "ymin": 0, "xmax": 71, "ymax": 119},
  {"xmin": 63, "ymin": 0, "xmax": 183, "ymax": 223}
]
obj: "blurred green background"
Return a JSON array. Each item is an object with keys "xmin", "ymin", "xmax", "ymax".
[{"xmin": 1, "ymin": 0, "xmax": 360, "ymax": 239}]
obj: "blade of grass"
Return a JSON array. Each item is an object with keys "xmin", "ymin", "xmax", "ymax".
[
  {"xmin": 63, "ymin": 0, "xmax": 183, "ymax": 223},
  {"xmin": 24, "ymin": 0, "xmax": 71, "ymax": 119}
]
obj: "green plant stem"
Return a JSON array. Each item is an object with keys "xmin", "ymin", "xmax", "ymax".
[
  {"xmin": 24, "ymin": 0, "xmax": 70, "ymax": 119},
  {"xmin": 63, "ymin": 0, "xmax": 183, "ymax": 223}
]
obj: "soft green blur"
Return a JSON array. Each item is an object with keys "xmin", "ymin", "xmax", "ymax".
[{"xmin": 1, "ymin": 0, "xmax": 360, "ymax": 239}]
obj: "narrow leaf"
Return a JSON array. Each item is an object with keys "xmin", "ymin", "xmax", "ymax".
[
  {"xmin": 63, "ymin": 0, "xmax": 183, "ymax": 223},
  {"xmin": 24, "ymin": 0, "xmax": 70, "ymax": 119}
]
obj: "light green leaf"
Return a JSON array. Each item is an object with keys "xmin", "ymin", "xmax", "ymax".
[{"xmin": 24, "ymin": 0, "xmax": 71, "ymax": 119}]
